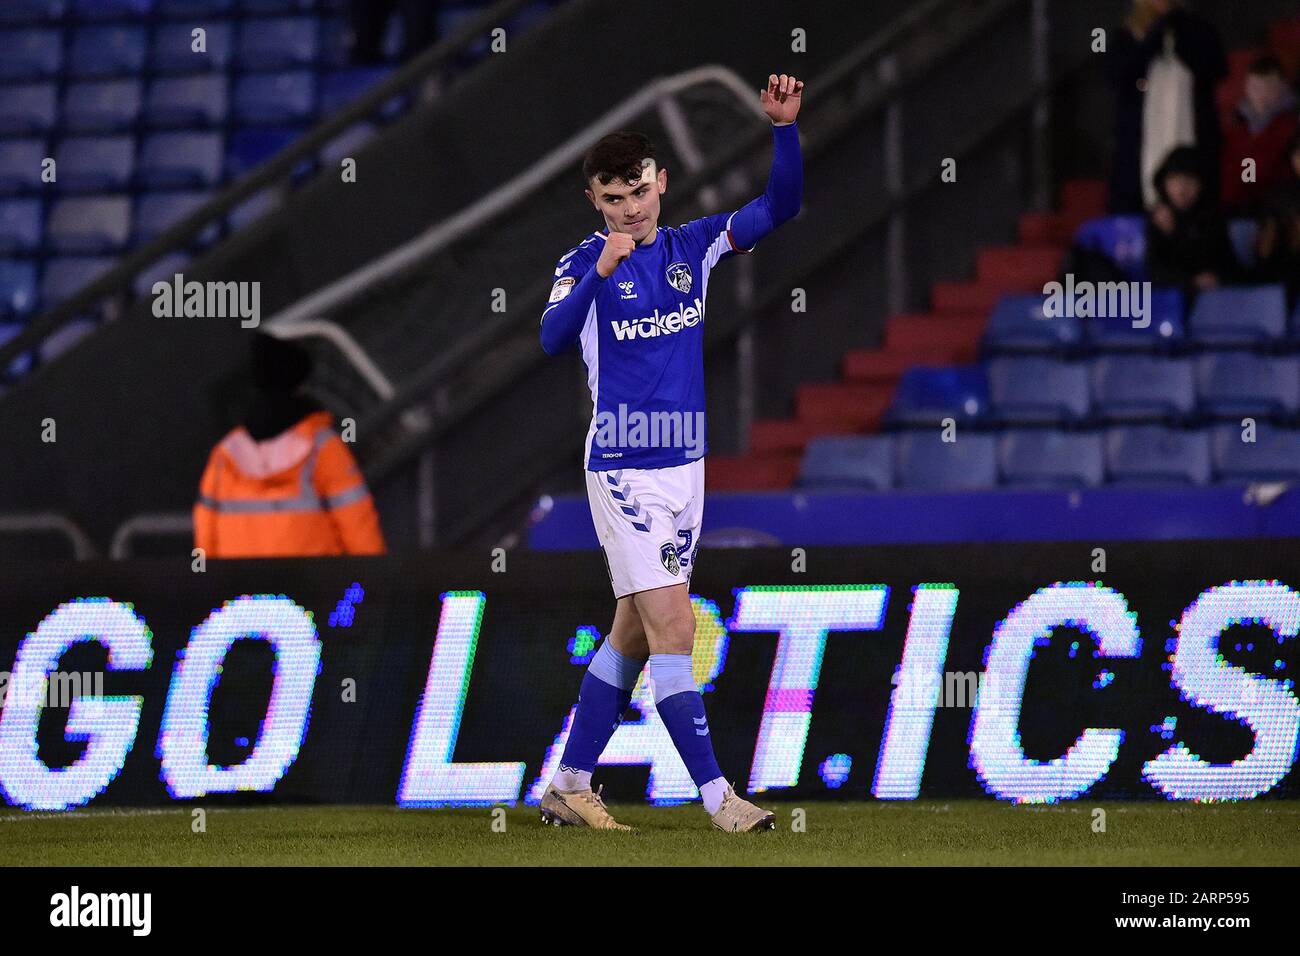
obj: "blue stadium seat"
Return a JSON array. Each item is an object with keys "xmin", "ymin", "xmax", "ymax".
[
  {"xmin": 0, "ymin": 29, "xmax": 63, "ymax": 81},
  {"xmin": 69, "ymin": 25, "xmax": 148, "ymax": 78},
  {"xmin": 47, "ymin": 196, "xmax": 133, "ymax": 254},
  {"xmin": 1212, "ymin": 422, "xmax": 1300, "ymax": 483},
  {"xmin": 73, "ymin": 0, "xmax": 154, "ymax": 18},
  {"xmin": 1228, "ymin": 218, "xmax": 1259, "ymax": 272},
  {"xmin": 63, "ymin": 80, "xmax": 143, "ymax": 133},
  {"xmin": 1091, "ymin": 355, "xmax": 1195, "ymax": 422},
  {"xmin": 1083, "ymin": 286, "xmax": 1184, "ymax": 351},
  {"xmin": 54, "ymin": 136, "xmax": 135, "ymax": 192},
  {"xmin": 318, "ymin": 67, "xmax": 397, "ymax": 115},
  {"xmin": 150, "ymin": 21, "xmax": 234, "ymax": 73},
  {"xmin": 0, "ymin": 198, "xmax": 42, "ymax": 253},
  {"xmin": 145, "ymin": 75, "xmax": 229, "ymax": 128},
  {"xmin": 896, "ymin": 431, "xmax": 998, "ymax": 491},
  {"xmin": 40, "ymin": 256, "xmax": 114, "ymax": 308},
  {"xmin": 0, "ymin": 139, "xmax": 48, "ymax": 194},
  {"xmin": 156, "ymin": 0, "xmax": 233, "ymax": 15},
  {"xmin": 137, "ymin": 131, "xmax": 223, "ymax": 188},
  {"xmin": 1072, "ymin": 215, "xmax": 1146, "ymax": 280},
  {"xmin": 998, "ymin": 430, "xmax": 1104, "ymax": 488},
  {"xmin": 987, "ymin": 357, "xmax": 1090, "ymax": 425},
  {"xmin": 234, "ymin": 71, "xmax": 317, "ymax": 125},
  {"xmin": 236, "ymin": 17, "xmax": 318, "ymax": 69},
  {"xmin": 798, "ymin": 435, "xmax": 895, "ymax": 491},
  {"xmin": 1105, "ymin": 426, "xmax": 1211, "ymax": 485},
  {"xmin": 0, "ymin": 83, "xmax": 58, "ymax": 135},
  {"xmin": 885, "ymin": 364, "xmax": 990, "ymax": 427},
  {"xmin": 982, "ymin": 294, "xmax": 1082, "ymax": 353},
  {"xmin": 1188, "ymin": 285, "xmax": 1288, "ymax": 347},
  {"xmin": 318, "ymin": 16, "xmax": 354, "ymax": 67},
  {"xmin": 226, "ymin": 127, "xmax": 304, "ymax": 178},
  {"xmin": 1196, "ymin": 353, "xmax": 1300, "ymax": 420},
  {"xmin": 134, "ymin": 191, "xmax": 219, "ymax": 244},
  {"xmin": 0, "ymin": 1, "xmax": 66, "ymax": 25},
  {"xmin": 0, "ymin": 261, "xmax": 39, "ymax": 318}
]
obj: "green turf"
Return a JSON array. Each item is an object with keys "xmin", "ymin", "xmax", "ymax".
[{"xmin": 2, "ymin": 801, "xmax": 1297, "ymax": 866}]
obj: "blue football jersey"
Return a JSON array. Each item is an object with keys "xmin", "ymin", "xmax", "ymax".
[{"xmin": 545, "ymin": 212, "xmax": 752, "ymax": 471}]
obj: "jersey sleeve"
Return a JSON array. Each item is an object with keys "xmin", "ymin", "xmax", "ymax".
[{"xmin": 540, "ymin": 236, "xmax": 604, "ymax": 355}]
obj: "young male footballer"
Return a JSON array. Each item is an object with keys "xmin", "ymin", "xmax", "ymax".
[{"xmin": 537, "ymin": 73, "xmax": 804, "ymax": 831}]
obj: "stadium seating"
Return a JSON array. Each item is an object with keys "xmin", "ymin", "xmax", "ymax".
[
  {"xmin": 1072, "ymin": 215, "xmax": 1146, "ymax": 280},
  {"xmin": 1212, "ymin": 423, "xmax": 1300, "ymax": 482},
  {"xmin": 982, "ymin": 293, "xmax": 1083, "ymax": 353},
  {"xmin": 0, "ymin": 83, "xmax": 58, "ymax": 134},
  {"xmin": 1091, "ymin": 355, "xmax": 1196, "ymax": 423},
  {"xmin": 798, "ymin": 435, "xmax": 895, "ymax": 491},
  {"xmin": 68, "ymin": 25, "xmax": 148, "ymax": 79},
  {"xmin": 998, "ymin": 429, "xmax": 1104, "ymax": 488},
  {"xmin": 1196, "ymin": 352, "xmax": 1300, "ymax": 420},
  {"xmin": 885, "ymin": 365, "xmax": 990, "ymax": 427},
  {"xmin": 896, "ymin": 431, "xmax": 998, "ymax": 491},
  {"xmin": 1082, "ymin": 286, "xmax": 1184, "ymax": 351},
  {"xmin": 63, "ymin": 80, "xmax": 143, "ymax": 133},
  {"xmin": 1105, "ymin": 426, "xmax": 1212, "ymax": 485},
  {"xmin": 1187, "ymin": 285, "xmax": 1288, "ymax": 347},
  {"xmin": 46, "ymin": 196, "xmax": 133, "ymax": 254},
  {"xmin": 146, "ymin": 75, "xmax": 229, "ymax": 128},
  {"xmin": 0, "ymin": 198, "xmax": 42, "ymax": 252},
  {"xmin": 0, "ymin": 261, "xmax": 38, "ymax": 318},
  {"xmin": 54, "ymin": 136, "xmax": 136, "ymax": 192},
  {"xmin": 987, "ymin": 357, "xmax": 1090, "ymax": 425}
]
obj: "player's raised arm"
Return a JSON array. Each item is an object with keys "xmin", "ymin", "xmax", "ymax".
[{"xmin": 727, "ymin": 74, "xmax": 805, "ymax": 252}]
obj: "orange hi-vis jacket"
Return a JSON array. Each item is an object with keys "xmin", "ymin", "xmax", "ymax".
[{"xmin": 193, "ymin": 410, "xmax": 386, "ymax": 558}]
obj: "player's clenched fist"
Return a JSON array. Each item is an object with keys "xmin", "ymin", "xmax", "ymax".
[{"xmin": 596, "ymin": 230, "xmax": 637, "ymax": 277}]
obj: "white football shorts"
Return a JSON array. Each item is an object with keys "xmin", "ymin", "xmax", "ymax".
[{"xmin": 585, "ymin": 458, "xmax": 703, "ymax": 599}]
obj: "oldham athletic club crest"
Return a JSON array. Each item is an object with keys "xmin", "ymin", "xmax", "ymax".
[
  {"xmin": 666, "ymin": 261, "xmax": 693, "ymax": 293},
  {"xmin": 659, "ymin": 541, "xmax": 681, "ymax": 576}
]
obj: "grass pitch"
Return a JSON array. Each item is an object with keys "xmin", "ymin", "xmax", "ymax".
[{"xmin": 2, "ymin": 801, "xmax": 1296, "ymax": 866}]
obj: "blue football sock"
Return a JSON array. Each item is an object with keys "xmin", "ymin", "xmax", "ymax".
[
  {"xmin": 650, "ymin": 653, "xmax": 723, "ymax": 791},
  {"xmin": 554, "ymin": 640, "xmax": 644, "ymax": 790}
]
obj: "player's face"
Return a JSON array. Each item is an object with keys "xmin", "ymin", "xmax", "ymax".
[{"xmin": 586, "ymin": 161, "xmax": 668, "ymax": 244}]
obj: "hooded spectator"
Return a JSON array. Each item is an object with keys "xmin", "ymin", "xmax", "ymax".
[
  {"xmin": 193, "ymin": 333, "xmax": 387, "ymax": 558},
  {"xmin": 1221, "ymin": 55, "xmax": 1299, "ymax": 214},
  {"xmin": 1146, "ymin": 145, "xmax": 1235, "ymax": 290}
]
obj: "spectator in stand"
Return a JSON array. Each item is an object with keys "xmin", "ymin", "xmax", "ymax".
[
  {"xmin": 1146, "ymin": 145, "xmax": 1235, "ymax": 292},
  {"xmin": 1109, "ymin": 0, "xmax": 1227, "ymax": 213},
  {"xmin": 193, "ymin": 333, "xmax": 387, "ymax": 559},
  {"xmin": 1253, "ymin": 131, "xmax": 1300, "ymax": 303},
  {"xmin": 1221, "ymin": 55, "xmax": 1299, "ymax": 214}
]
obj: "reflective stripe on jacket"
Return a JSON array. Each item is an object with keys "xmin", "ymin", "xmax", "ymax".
[{"xmin": 193, "ymin": 409, "xmax": 386, "ymax": 557}]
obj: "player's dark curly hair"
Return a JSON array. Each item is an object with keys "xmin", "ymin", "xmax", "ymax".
[{"xmin": 582, "ymin": 130, "xmax": 658, "ymax": 187}]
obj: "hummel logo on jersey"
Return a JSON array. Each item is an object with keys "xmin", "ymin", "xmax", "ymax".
[
  {"xmin": 618, "ymin": 280, "xmax": 637, "ymax": 300},
  {"xmin": 666, "ymin": 261, "xmax": 693, "ymax": 293},
  {"xmin": 611, "ymin": 297, "xmax": 704, "ymax": 340}
]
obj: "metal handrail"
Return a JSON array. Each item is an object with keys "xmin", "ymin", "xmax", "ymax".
[
  {"xmin": 0, "ymin": 512, "xmax": 97, "ymax": 560},
  {"xmin": 265, "ymin": 64, "xmax": 767, "ymax": 381},
  {"xmin": 0, "ymin": 0, "xmax": 544, "ymax": 374},
  {"xmin": 110, "ymin": 512, "xmax": 194, "ymax": 560}
]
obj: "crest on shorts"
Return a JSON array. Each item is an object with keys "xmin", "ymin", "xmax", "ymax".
[
  {"xmin": 666, "ymin": 261, "xmax": 693, "ymax": 294},
  {"xmin": 659, "ymin": 541, "xmax": 681, "ymax": 576}
]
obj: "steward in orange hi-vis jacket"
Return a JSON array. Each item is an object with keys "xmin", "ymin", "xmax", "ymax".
[{"xmin": 193, "ymin": 333, "xmax": 386, "ymax": 558}]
